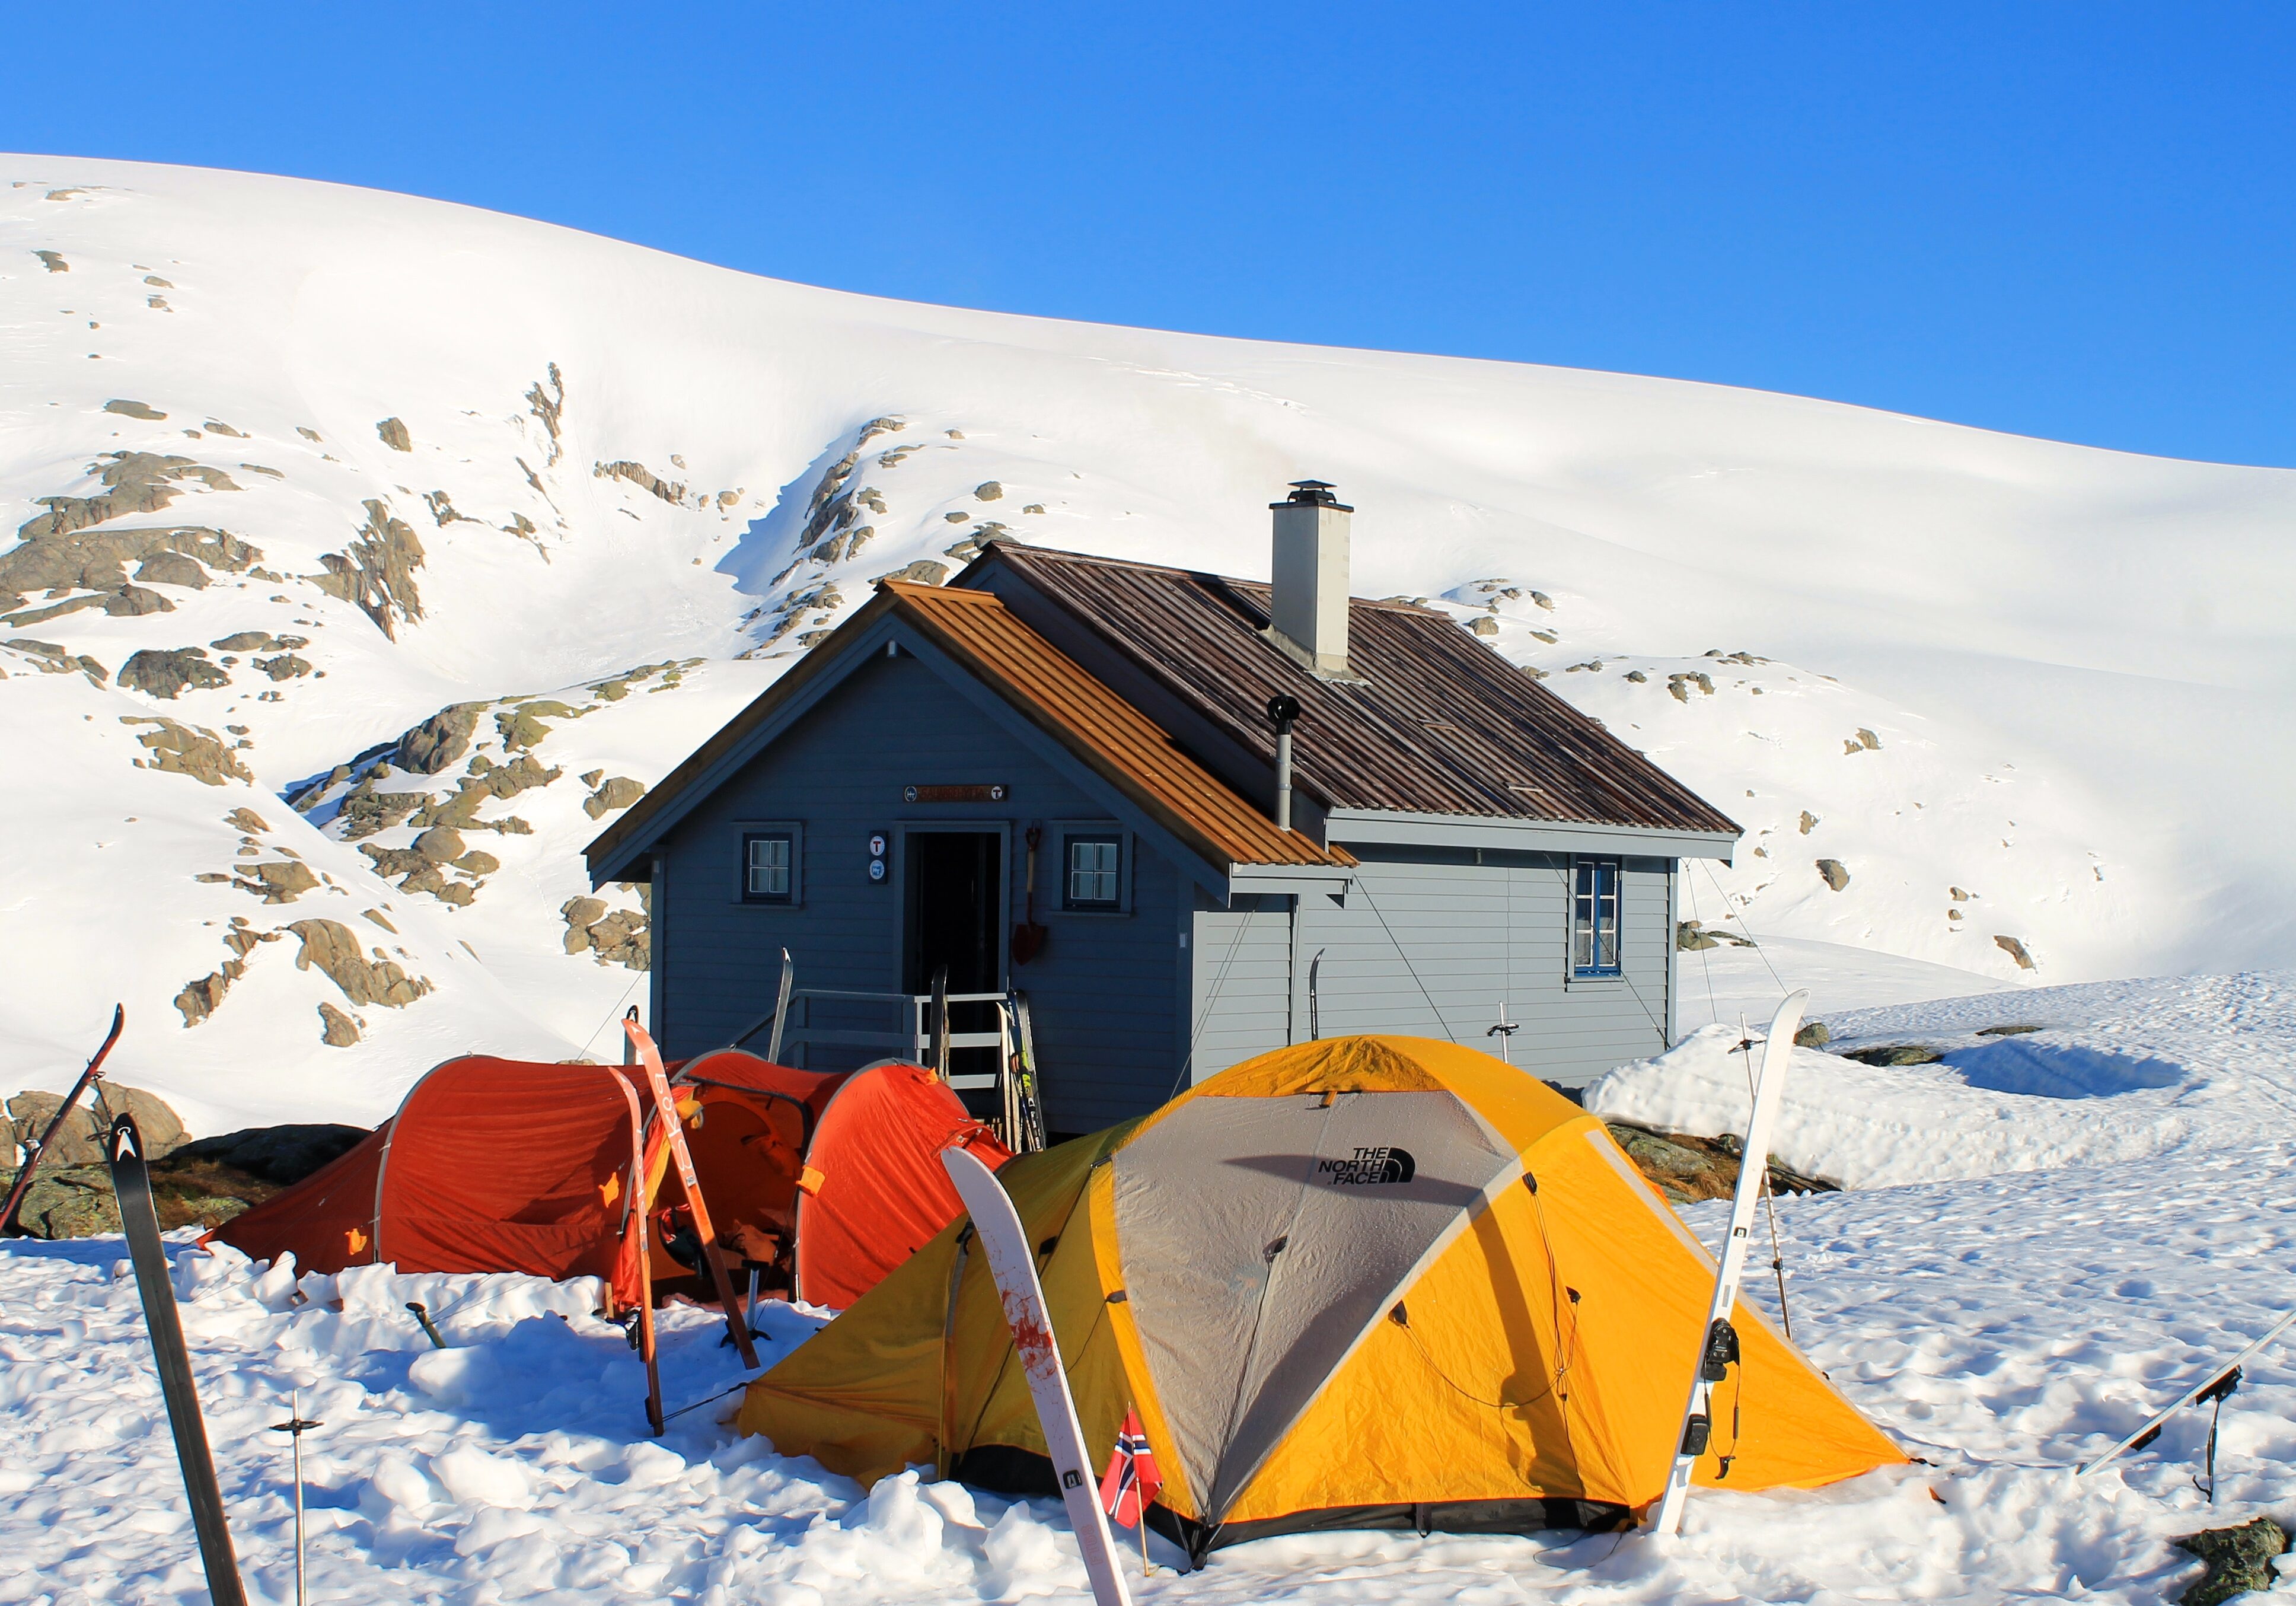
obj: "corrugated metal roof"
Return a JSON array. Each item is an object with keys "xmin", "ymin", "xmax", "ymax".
[
  {"xmin": 977, "ymin": 544, "xmax": 1741, "ymax": 838},
  {"xmin": 884, "ymin": 582, "xmax": 1349, "ymax": 869}
]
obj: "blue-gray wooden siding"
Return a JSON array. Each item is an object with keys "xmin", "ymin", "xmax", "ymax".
[
  {"xmin": 650, "ymin": 648, "xmax": 1185, "ymax": 1134},
  {"xmin": 1189, "ymin": 851, "xmax": 1676, "ymax": 1088}
]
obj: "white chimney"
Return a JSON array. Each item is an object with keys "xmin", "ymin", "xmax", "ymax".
[{"xmin": 1265, "ymin": 480, "xmax": 1361, "ymax": 681}]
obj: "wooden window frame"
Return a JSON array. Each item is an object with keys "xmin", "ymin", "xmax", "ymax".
[
  {"xmin": 736, "ymin": 822, "xmax": 803, "ymax": 907},
  {"xmin": 1570, "ymin": 855, "xmax": 1623, "ymax": 979},
  {"xmin": 1053, "ymin": 821, "xmax": 1130, "ymax": 915}
]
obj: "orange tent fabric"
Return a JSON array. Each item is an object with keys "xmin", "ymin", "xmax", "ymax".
[
  {"xmin": 209, "ymin": 1052, "xmax": 1006, "ymax": 1312},
  {"xmin": 794, "ymin": 1061, "xmax": 1012, "ymax": 1309}
]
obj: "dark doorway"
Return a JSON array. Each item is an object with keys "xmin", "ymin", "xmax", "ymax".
[{"xmin": 905, "ymin": 830, "xmax": 1004, "ymax": 1092}]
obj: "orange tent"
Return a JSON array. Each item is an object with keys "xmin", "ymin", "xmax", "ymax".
[{"xmin": 210, "ymin": 1050, "xmax": 1006, "ymax": 1312}]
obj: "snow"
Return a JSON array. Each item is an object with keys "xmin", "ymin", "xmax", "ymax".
[
  {"xmin": 2, "ymin": 156, "xmax": 2293, "ymax": 1134},
  {"xmin": 9, "ymin": 970, "xmax": 2296, "ymax": 1603},
  {"xmin": 1590, "ymin": 968, "xmax": 2296, "ymax": 1190}
]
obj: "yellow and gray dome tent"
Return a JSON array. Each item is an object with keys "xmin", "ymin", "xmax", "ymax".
[{"xmin": 736, "ymin": 1037, "xmax": 1903, "ymax": 1559}]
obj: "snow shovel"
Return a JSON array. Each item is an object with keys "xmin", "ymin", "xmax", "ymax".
[{"xmin": 1012, "ymin": 826, "xmax": 1049, "ymax": 965}]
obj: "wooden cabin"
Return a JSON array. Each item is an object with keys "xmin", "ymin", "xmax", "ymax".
[{"xmin": 585, "ymin": 483, "xmax": 1740, "ymax": 1137}]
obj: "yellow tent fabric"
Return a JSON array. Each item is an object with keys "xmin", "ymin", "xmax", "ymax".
[{"xmin": 736, "ymin": 1036, "xmax": 1904, "ymax": 1559}]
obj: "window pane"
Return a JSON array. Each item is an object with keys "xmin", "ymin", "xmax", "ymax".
[
  {"xmin": 747, "ymin": 835, "xmax": 790, "ymax": 898},
  {"xmin": 1067, "ymin": 838, "xmax": 1118, "ymax": 906}
]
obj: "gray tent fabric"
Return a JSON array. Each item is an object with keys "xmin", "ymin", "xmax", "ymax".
[{"xmin": 1111, "ymin": 1088, "xmax": 1519, "ymax": 1522}]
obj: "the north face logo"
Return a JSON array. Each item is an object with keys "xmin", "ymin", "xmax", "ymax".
[{"xmin": 1318, "ymin": 1146, "xmax": 1417, "ymax": 1186}]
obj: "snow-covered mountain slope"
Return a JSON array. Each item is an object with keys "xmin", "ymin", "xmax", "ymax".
[{"xmin": 3, "ymin": 156, "xmax": 2290, "ymax": 1130}]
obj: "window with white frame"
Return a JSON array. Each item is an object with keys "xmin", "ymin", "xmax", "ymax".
[
  {"xmin": 1571, "ymin": 856, "xmax": 1622, "ymax": 976},
  {"xmin": 742, "ymin": 831, "xmax": 795, "ymax": 904},
  {"xmin": 1064, "ymin": 833, "xmax": 1121, "ymax": 910}
]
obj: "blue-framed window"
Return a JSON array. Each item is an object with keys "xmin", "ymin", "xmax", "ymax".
[
  {"xmin": 742, "ymin": 831, "xmax": 795, "ymax": 904},
  {"xmin": 1571, "ymin": 857, "xmax": 1622, "ymax": 976},
  {"xmin": 1064, "ymin": 834, "xmax": 1121, "ymax": 910}
]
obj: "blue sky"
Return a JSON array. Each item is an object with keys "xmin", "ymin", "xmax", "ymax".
[{"xmin": 6, "ymin": 5, "xmax": 2290, "ymax": 467}]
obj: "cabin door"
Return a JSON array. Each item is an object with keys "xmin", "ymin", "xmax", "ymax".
[{"xmin": 904, "ymin": 829, "xmax": 1005, "ymax": 1091}]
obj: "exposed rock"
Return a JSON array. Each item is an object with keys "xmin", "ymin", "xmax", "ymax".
[
  {"xmin": 1606, "ymin": 1120, "xmax": 1838, "ymax": 1203},
  {"xmin": 1798, "ymin": 810, "xmax": 1819, "ymax": 835},
  {"xmin": 1021, "ymin": 504, "xmax": 1045, "ymax": 515},
  {"xmin": 104, "ymin": 584, "xmax": 176, "ymax": 617},
  {"xmin": 974, "ymin": 481, "xmax": 1004, "ymax": 501},
  {"xmin": 1676, "ymin": 920, "xmax": 1722, "ymax": 952},
  {"xmin": 119, "ymin": 646, "xmax": 228, "ymax": 699},
  {"xmin": 397, "ymin": 700, "xmax": 484, "ymax": 773},
  {"xmin": 1840, "ymin": 1043, "xmax": 1943, "ymax": 1067},
  {"xmin": 204, "ymin": 421, "xmax": 245, "ymax": 438},
  {"xmin": 1854, "ymin": 728, "xmax": 1881, "ymax": 750},
  {"xmin": 495, "ymin": 706, "xmax": 554, "ymax": 751},
  {"xmin": 176, "ymin": 965, "xmax": 240, "ymax": 1026},
  {"xmin": 595, "ymin": 460, "xmax": 687, "ymax": 505},
  {"xmin": 254, "ymin": 652, "xmax": 311, "ymax": 680},
  {"xmin": 211, "ymin": 630, "xmax": 276, "ymax": 652},
  {"xmin": 287, "ymin": 919, "xmax": 434, "ymax": 1008},
  {"xmin": 1794, "ymin": 1021, "xmax": 1832, "ymax": 1049},
  {"xmin": 334, "ymin": 777, "xmax": 427, "ymax": 839},
  {"xmin": 452, "ymin": 849, "xmax": 500, "ymax": 876},
  {"xmin": 525, "ymin": 365, "xmax": 565, "ymax": 464},
  {"xmin": 879, "ymin": 559, "xmax": 949, "ymax": 587},
  {"xmin": 310, "ymin": 499, "xmax": 425, "ymax": 638},
  {"xmin": 233, "ymin": 860, "xmax": 318, "ymax": 903},
  {"xmin": 582, "ymin": 776, "xmax": 645, "ymax": 818},
  {"xmin": 1994, "ymin": 935, "xmax": 2037, "ymax": 971},
  {"xmin": 103, "ymin": 399, "xmax": 166, "ymax": 420},
  {"xmin": 2174, "ymin": 1517, "xmax": 2288, "ymax": 1606},
  {"xmin": 318, "ymin": 1002, "xmax": 362, "ymax": 1046},
  {"xmin": 1469, "ymin": 617, "xmax": 1498, "ymax": 637},
  {"xmin": 1975, "ymin": 1022, "xmax": 2047, "ymax": 1037},
  {"xmin": 36, "ymin": 250, "xmax": 67, "ymax": 272},
  {"xmin": 15, "ymin": 452, "xmax": 240, "ymax": 543},
  {"xmin": 433, "ymin": 882, "xmax": 475, "ymax": 907},
  {"xmin": 581, "ymin": 768, "xmax": 604, "ymax": 788},
  {"xmin": 2, "ymin": 522, "xmax": 257, "ymax": 604},
  {"xmin": 377, "ymin": 417, "xmax": 412, "ymax": 451},
  {"xmin": 422, "ymin": 490, "xmax": 475, "ymax": 526},
  {"xmin": 1624, "ymin": 670, "xmax": 1647, "ymax": 683},
  {"xmin": 225, "ymin": 805, "xmax": 270, "ymax": 833},
  {"xmin": 7, "ymin": 1149, "xmax": 282, "ymax": 1239},
  {"xmin": 475, "ymin": 753, "xmax": 559, "ymax": 801},
  {"xmin": 134, "ymin": 556, "xmax": 213, "ymax": 602},
  {"xmin": 413, "ymin": 826, "xmax": 466, "ymax": 862},
  {"xmin": 123, "ymin": 715, "xmax": 253, "ymax": 784},
  {"xmin": 1816, "ymin": 858, "xmax": 1851, "ymax": 892},
  {"xmin": 174, "ymin": 1123, "xmax": 369, "ymax": 1185},
  {"xmin": 562, "ymin": 896, "xmax": 607, "ymax": 941},
  {"xmin": 5, "ymin": 1084, "xmax": 188, "ymax": 1165},
  {"xmin": 944, "ymin": 511, "xmax": 970, "ymax": 523}
]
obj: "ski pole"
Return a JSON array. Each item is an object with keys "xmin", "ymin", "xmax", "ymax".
[{"xmin": 270, "ymin": 1392, "xmax": 322, "ymax": 1606}]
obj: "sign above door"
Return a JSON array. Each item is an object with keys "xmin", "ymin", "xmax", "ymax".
[{"xmin": 904, "ymin": 784, "xmax": 1008, "ymax": 804}]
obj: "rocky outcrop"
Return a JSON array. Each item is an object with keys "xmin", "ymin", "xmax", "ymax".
[
  {"xmin": 234, "ymin": 859, "xmax": 319, "ymax": 903},
  {"xmin": 119, "ymin": 647, "xmax": 229, "ymax": 699},
  {"xmin": 123, "ymin": 715, "xmax": 254, "ymax": 785},
  {"xmin": 595, "ymin": 460, "xmax": 687, "ymax": 505},
  {"xmin": 287, "ymin": 919, "xmax": 434, "ymax": 1008},
  {"xmin": 1798, "ymin": 810, "xmax": 1819, "ymax": 834},
  {"xmin": 1994, "ymin": 935, "xmax": 2037, "ymax": 970},
  {"xmin": 318, "ymin": 1002, "xmax": 361, "ymax": 1046},
  {"xmin": 396, "ymin": 700, "xmax": 485, "ymax": 773},
  {"xmin": 1816, "ymin": 858, "xmax": 1851, "ymax": 891},
  {"xmin": 582, "ymin": 776, "xmax": 645, "ymax": 818},
  {"xmin": 563, "ymin": 896, "xmax": 649, "ymax": 970},
  {"xmin": 2174, "ymin": 1518, "xmax": 2288, "ymax": 1606},
  {"xmin": 1, "ymin": 525, "xmax": 259, "ymax": 623},
  {"xmin": 525, "ymin": 365, "xmax": 565, "ymax": 464},
  {"xmin": 1606, "ymin": 1120, "xmax": 1838, "ymax": 1203},
  {"xmin": 310, "ymin": 499, "xmax": 425, "ymax": 638},
  {"xmin": 5, "ymin": 1084, "xmax": 187, "ymax": 1165},
  {"xmin": 377, "ymin": 417, "xmax": 412, "ymax": 451},
  {"xmin": 15, "ymin": 452, "xmax": 239, "ymax": 543}
]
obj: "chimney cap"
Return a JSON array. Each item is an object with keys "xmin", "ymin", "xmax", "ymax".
[{"xmin": 1272, "ymin": 479, "xmax": 1353, "ymax": 512}]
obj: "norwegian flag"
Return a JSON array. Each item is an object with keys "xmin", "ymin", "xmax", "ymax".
[{"xmin": 1098, "ymin": 1407, "xmax": 1162, "ymax": 1528}]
